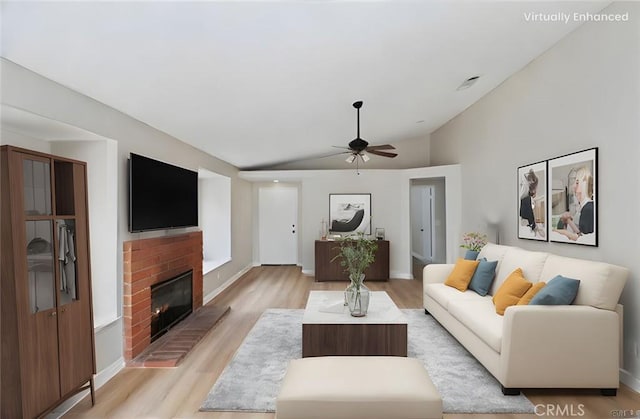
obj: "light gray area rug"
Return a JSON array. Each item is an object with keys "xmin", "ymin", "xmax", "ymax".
[{"xmin": 200, "ymin": 308, "xmax": 535, "ymax": 414}]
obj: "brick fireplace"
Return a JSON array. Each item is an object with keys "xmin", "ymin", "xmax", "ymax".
[{"xmin": 123, "ymin": 231, "xmax": 203, "ymax": 361}]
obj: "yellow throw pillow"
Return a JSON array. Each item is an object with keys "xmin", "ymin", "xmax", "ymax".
[
  {"xmin": 492, "ymin": 268, "xmax": 532, "ymax": 315},
  {"xmin": 444, "ymin": 258, "xmax": 480, "ymax": 292},
  {"xmin": 518, "ymin": 282, "xmax": 546, "ymax": 305}
]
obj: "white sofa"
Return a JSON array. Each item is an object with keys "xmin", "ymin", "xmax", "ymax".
[{"xmin": 423, "ymin": 243, "xmax": 629, "ymax": 395}]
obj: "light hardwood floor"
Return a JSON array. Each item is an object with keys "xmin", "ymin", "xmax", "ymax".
[{"xmin": 67, "ymin": 266, "xmax": 640, "ymax": 418}]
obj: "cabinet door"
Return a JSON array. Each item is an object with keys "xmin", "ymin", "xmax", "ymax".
[
  {"xmin": 15, "ymin": 153, "xmax": 61, "ymax": 417},
  {"xmin": 56, "ymin": 163, "xmax": 95, "ymax": 395}
]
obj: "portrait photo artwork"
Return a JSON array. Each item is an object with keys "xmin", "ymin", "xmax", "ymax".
[
  {"xmin": 548, "ymin": 148, "xmax": 597, "ymax": 246},
  {"xmin": 518, "ymin": 161, "xmax": 547, "ymax": 241}
]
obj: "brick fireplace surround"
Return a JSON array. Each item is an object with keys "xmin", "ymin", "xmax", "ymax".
[{"xmin": 123, "ymin": 232, "xmax": 203, "ymax": 361}]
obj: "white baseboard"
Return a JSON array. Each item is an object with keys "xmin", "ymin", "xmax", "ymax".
[
  {"xmin": 46, "ymin": 357, "xmax": 125, "ymax": 418},
  {"xmin": 302, "ymin": 270, "xmax": 411, "ymax": 279},
  {"xmin": 620, "ymin": 368, "xmax": 640, "ymax": 393},
  {"xmin": 203, "ymin": 264, "xmax": 253, "ymax": 305},
  {"xmin": 391, "ymin": 271, "xmax": 413, "ymax": 280}
]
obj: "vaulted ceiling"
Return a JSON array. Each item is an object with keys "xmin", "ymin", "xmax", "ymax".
[{"xmin": 1, "ymin": 1, "xmax": 608, "ymax": 169}]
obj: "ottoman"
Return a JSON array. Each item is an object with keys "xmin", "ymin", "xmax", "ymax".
[{"xmin": 276, "ymin": 356, "xmax": 442, "ymax": 419}]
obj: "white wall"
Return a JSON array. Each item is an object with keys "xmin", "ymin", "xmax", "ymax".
[
  {"xmin": 302, "ymin": 171, "xmax": 407, "ymax": 276},
  {"xmin": 1, "ymin": 58, "xmax": 254, "ymax": 376},
  {"xmin": 240, "ymin": 165, "xmax": 461, "ymax": 279},
  {"xmin": 430, "ymin": 2, "xmax": 640, "ymax": 389},
  {"xmin": 199, "ymin": 171, "xmax": 232, "ymax": 272},
  {"xmin": 51, "ymin": 140, "xmax": 119, "ymax": 328},
  {"xmin": 1, "ymin": 128, "xmax": 52, "ymax": 153}
]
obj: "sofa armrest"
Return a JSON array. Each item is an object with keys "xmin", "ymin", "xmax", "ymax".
[
  {"xmin": 500, "ymin": 305, "xmax": 620, "ymax": 388},
  {"xmin": 423, "ymin": 264, "xmax": 454, "ymax": 284}
]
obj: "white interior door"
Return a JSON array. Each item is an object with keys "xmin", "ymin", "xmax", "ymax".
[
  {"xmin": 410, "ymin": 186, "xmax": 425, "ymax": 259},
  {"xmin": 259, "ymin": 186, "xmax": 298, "ymax": 265},
  {"xmin": 422, "ymin": 186, "xmax": 434, "ymax": 261},
  {"xmin": 410, "ymin": 185, "xmax": 434, "ymax": 262}
]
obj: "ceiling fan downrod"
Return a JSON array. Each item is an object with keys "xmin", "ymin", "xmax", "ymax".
[{"xmin": 353, "ymin": 100, "xmax": 362, "ymax": 140}]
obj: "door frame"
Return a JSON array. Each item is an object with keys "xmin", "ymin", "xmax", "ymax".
[
  {"xmin": 257, "ymin": 183, "xmax": 300, "ymax": 265},
  {"xmin": 410, "ymin": 184, "xmax": 435, "ymax": 263}
]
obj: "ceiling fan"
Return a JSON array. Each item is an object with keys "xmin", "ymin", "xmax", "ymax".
[{"xmin": 335, "ymin": 101, "xmax": 398, "ymax": 165}]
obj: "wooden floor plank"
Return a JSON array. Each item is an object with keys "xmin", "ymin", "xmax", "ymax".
[{"xmin": 65, "ymin": 266, "xmax": 640, "ymax": 418}]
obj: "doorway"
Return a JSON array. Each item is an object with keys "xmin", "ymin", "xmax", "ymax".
[
  {"xmin": 411, "ymin": 184, "xmax": 434, "ymax": 263},
  {"xmin": 410, "ymin": 178, "xmax": 446, "ymax": 279},
  {"xmin": 258, "ymin": 185, "xmax": 298, "ymax": 265}
]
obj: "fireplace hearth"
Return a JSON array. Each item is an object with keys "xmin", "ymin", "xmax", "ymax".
[
  {"xmin": 150, "ymin": 270, "xmax": 193, "ymax": 342},
  {"xmin": 123, "ymin": 232, "xmax": 203, "ymax": 361}
]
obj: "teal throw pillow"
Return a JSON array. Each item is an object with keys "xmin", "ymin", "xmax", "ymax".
[
  {"xmin": 464, "ymin": 250, "xmax": 480, "ymax": 260},
  {"xmin": 468, "ymin": 258, "xmax": 498, "ymax": 296},
  {"xmin": 529, "ymin": 275, "xmax": 580, "ymax": 305}
]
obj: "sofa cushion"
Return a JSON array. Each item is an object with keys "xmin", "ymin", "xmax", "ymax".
[
  {"xmin": 477, "ymin": 242, "xmax": 511, "ymax": 261},
  {"xmin": 477, "ymin": 243, "xmax": 511, "ymax": 273},
  {"xmin": 468, "ymin": 258, "xmax": 498, "ymax": 296},
  {"xmin": 492, "ymin": 268, "xmax": 532, "ymax": 315},
  {"xmin": 444, "ymin": 258, "xmax": 479, "ymax": 291},
  {"xmin": 539, "ymin": 254, "xmax": 629, "ymax": 310},
  {"xmin": 490, "ymin": 248, "xmax": 548, "ymax": 296},
  {"xmin": 518, "ymin": 282, "xmax": 546, "ymax": 305},
  {"xmin": 530, "ymin": 275, "xmax": 580, "ymax": 305},
  {"xmin": 424, "ymin": 283, "xmax": 479, "ymax": 311},
  {"xmin": 448, "ymin": 297, "xmax": 503, "ymax": 353}
]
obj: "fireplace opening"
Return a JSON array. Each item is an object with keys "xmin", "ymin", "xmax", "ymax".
[{"xmin": 150, "ymin": 270, "xmax": 193, "ymax": 342}]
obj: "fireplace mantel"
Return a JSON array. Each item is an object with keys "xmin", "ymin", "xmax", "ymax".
[{"xmin": 123, "ymin": 232, "xmax": 203, "ymax": 361}]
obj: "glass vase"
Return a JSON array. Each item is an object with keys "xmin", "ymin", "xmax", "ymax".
[
  {"xmin": 346, "ymin": 274, "xmax": 369, "ymax": 317},
  {"xmin": 320, "ymin": 219, "xmax": 328, "ymax": 240},
  {"xmin": 343, "ymin": 280, "xmax": 355, "ymax": 306}
]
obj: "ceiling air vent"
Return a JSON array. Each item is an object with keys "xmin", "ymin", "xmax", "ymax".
[{"xmin": 457, "ymin": 75, "xmax": 480, "ymax": 91}]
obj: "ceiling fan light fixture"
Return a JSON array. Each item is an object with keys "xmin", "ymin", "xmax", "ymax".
[{"xmin": 331, "ymin": 100, "xmax": 399, "ymax": 173}]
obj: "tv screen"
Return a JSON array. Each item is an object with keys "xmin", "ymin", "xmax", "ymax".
[{"xmin": 129, "ymin": 153, "xmax": 198, "ymax": 232}]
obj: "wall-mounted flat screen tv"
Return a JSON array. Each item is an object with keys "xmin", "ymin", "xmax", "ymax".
[{"xmin": 129, "ymin": 153, "xmax": 198, "ymax": 232}]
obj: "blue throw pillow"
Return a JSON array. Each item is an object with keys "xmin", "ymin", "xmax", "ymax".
[
  {"xmin": 464, "ymin": 250, "xmax": 480, "ymax": 260},
  {"xmin": 468, "ymin": 258, "xmax": 498, "ymax": 296},
  {"xmin": 529, "ymin": 275, "xmax": 580, "ymax": 305}
]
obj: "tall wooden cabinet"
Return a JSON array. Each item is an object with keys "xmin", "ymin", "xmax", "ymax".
[{"xmin": 1, "ymin": 145, "xmax": 96, "ymax": 419}]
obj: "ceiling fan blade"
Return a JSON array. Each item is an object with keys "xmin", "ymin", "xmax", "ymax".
[
  {"xmin": 320, "ymin": 151, "xmax": 352, "ymax": 158},
  {"xmin": 366, "ymin": 144, "xmax": 396, "ymax": 151},
  {"xmin": 332, "ymin": 145, "xmax": 352, "ymax": 150},
  {"xmin": 368, "ymin": 150, "xmax": 398, "ymax": 158}
]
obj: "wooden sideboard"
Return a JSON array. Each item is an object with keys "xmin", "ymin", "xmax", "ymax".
[{"xmin": 314, "ymin": 240, "xmax": 390, "ymax": 282}]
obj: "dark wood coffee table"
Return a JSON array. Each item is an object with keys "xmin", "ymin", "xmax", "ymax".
[{"xmin": 302, "ymin": 291, "xmax": 408, "ymax": 357}]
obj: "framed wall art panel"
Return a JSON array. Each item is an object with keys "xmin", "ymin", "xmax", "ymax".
[
  {"xmin": 547, "ymin": 148, "xmax": 598, "ymax": 246},
  {"xmin": 518, "ymin": 160, "xmax": 548, "ymax": 241},
  {"xmin": 329, "ymin": 193, "xmax": 371, "ymax": 235}
]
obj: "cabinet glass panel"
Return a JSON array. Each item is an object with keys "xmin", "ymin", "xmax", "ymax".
[
  {"xmin": 23, "ymin": 159, "xmax": 52, "ymax": 216},
  {"xmin": 26, "ymin": 220, "xmax": 55, "ymax": 313},
  {"xmin": 54, "ymin": 162, "xmax": 75, "ymax": 216},
  {"xmin": 57, "ymin": 219, "xmax": 78, "ymax": 306}
]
